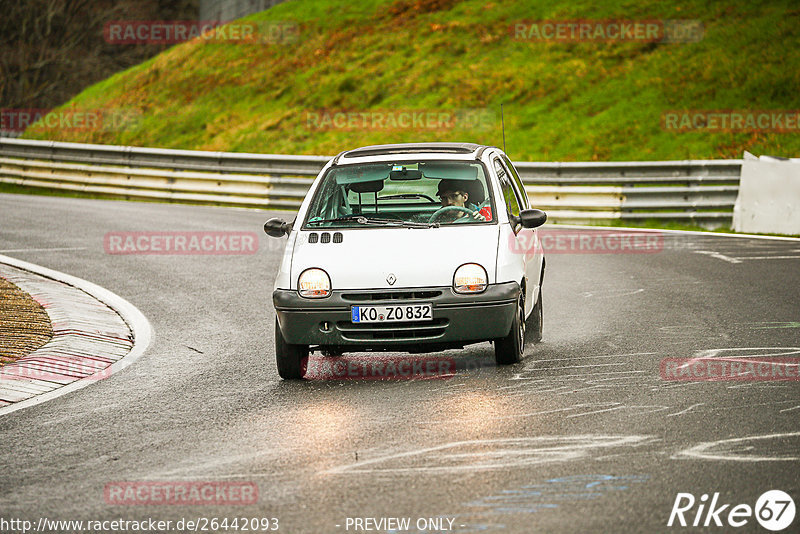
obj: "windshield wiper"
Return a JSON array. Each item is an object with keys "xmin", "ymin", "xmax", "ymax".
[
  {"xmin": 308, "ymin": 215, "xmax": 386, "ymax": 225},
  {"xmin": 392, "ymin": 220, "xmax": 439, "ymax": 228},
  {"xmin": 308, "ymin": 215, "xmax": 438, "ymax": 228}
]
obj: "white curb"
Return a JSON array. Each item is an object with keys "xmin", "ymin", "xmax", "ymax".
[{"xmin": 0, "ymin": 254, "xmax": 152, "ymax": 416}]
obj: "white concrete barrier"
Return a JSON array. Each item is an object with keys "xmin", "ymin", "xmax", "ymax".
[{"xmin": 734, "ymin": 152, "xmax": 800, "ymax": 235}]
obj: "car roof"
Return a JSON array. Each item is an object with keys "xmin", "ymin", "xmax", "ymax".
[{"xmin": 332, "ymin": 143, "xmax": 498, "ymax": 165}]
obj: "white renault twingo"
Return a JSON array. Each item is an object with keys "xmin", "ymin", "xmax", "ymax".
[{"xmin": 264, "ymin": 143, "xmax": 547, "ymax": 379}]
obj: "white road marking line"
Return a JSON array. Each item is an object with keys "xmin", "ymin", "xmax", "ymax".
[
  {"xmin": 580, "ymin": 288, "xmax": 644, "ymax": 298},
  {"xmin": 322, "ymin": 435, "xmax": 654, "ymax": 474},
  {"xmin": 692, "ymin": 250, "xmax": 742, "ymax": 263},
  {"xmin": 728, "ymin": 401, "xmax": 795, "ymax": 409},
  {"xmin": 595, "ymin": 450, "xmax": 666, "ymax": 461},
  {"xmin": 501, "ymin": 385, "xmax": 569, "ymax": 394},
  {"xmin": 0, "ymin": 247, "xmax": 87, "ymax": 253},
  {"xmin": 565, "ymin": 405, "xmax": 623, "ymax": 418},
  {"xmin": 526, "ymin": 370, "xmax": 648, "ymax": 379},
  {"xmin": 743, "ymin": 321, "xmax": 800, "ymax": 329},
  {"xmin": 555, "ymin": 386, "xmax": 615, "ymax": 395},
  {"xmin": 708, "ymin": 248, "xmax": 800, "ymax": 254},
  {"xmin": 675, "ymin": 432, "xmax": 800, "ymax": 462},
  {"xmin": 732, "ymin": 255, "xmax": 800, "ymax": 260},
  {"xmin": 779, "ymin": 405, "xmax": 800, "ymax": 413},
  {"xmin": 444, "ymin": 405, "xmax": 591, "ymax": 423},
  {"xmin": 596, "ymin": 375, "xmax": 658, "ymax": 382},
  {"xmin": 535, "ymin": 354, "xmax": 624, "ymax": 363},
  {"xmin": 684, "ymin": 347, "xmax": 800, "ymax": 363},
  {"xmin": 667, "ymin": 403, "xmax": 705, "ymax": 417},
  {"xmin": 552, "ymin": 223, "xmax": 800, "ymax": 242},
  {"xmin": 656, "ymin": 382, "xmax": 708, "ymax": 390},
  {"xmin": 534, "ymin": 352, "xmax": 658, "ymax": 363},
  {"xmin": 536, "ymin": 362, "xmax": 627, "ymax": 370},
  {"xmin": 726, "ymin": 382, "xmax": 789, "ymax": 390},
  {"xmin": 714, "ymin": 245, "xmax": 800, "ymax": 249}
]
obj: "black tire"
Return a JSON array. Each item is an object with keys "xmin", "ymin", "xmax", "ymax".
[
  {"xmin": 275, "ymin": 318, "xmax": 309, "ymax": 379},
  {"xmin": 495, "ymin": 291, "xmax": 525, "ymax": 365},
  {"xmin": 527, "ymin": 286, "xmax": 543, "ymax": 344}
]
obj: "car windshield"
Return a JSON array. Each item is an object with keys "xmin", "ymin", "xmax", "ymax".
[{"xmin": 304, "ymin": 160, "xmax": 495, "ymax": 228}]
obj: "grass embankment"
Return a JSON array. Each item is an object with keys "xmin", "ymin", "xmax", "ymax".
[
  {"xmin": 8, "ymin": 0, "xmax": 799, "ymax": 234},
  {"xmin": 20, "ymin": 0, "xmax": 800, "ymax": 160}
]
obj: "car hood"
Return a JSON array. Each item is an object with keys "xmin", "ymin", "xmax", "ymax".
[{"xmin": 290, "ymin": 225, "xmax": 499, "ymax": 290}]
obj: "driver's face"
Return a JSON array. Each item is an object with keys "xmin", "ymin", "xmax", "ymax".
[{"xmin": 439, "ymin": 190, "xmax": 467, "ymax": 207}]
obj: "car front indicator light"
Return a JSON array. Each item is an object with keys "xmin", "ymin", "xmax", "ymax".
[
  {"xmin": 453, "ymin": 263, "xmax": 488, "ymax": 294},
  {"xmin": 298, "ymin": 268, "xmax": 331, "ymax": 298}
]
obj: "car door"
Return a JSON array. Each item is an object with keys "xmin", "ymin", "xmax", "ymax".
[{"xmin": 493, "ymin": 156, "xmax": 541, "ymax": 318}]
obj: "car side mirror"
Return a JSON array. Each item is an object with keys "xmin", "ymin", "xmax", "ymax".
[
  {"xmin": 264, "ymin": 218, "xmax": 293, "ymax": 238},
  {"xmin": 517, "ymin": 209, "xmax": 547, "ymax": 229}
]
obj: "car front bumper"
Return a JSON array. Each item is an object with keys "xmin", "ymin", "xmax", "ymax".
[{"xmin": 273, "ymin": 282, "xmax": 519, "ymax": 351}]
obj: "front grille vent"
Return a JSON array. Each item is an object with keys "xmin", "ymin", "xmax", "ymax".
[
  {"xmin": 336, "ymin": 319, "xmax": 448, "ymax": 341},
  {"xmin": 341, "ymin": 290, "xmax": 442, "ymax": 302}
]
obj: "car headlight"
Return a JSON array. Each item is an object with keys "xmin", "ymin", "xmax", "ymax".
[
  {"xmin": 298, "ymin": 268, "xmax": 331, "ymax": 298},
  {"xmin": 453, "ymin": 263, "xmax": 488, "ymax": 294}
]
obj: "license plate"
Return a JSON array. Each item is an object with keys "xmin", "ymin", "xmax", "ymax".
[{"xmin": 351, "ymin": 303, "xmax": 432, "ymax": 323}]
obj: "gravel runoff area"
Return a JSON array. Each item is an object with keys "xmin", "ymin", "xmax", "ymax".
[{"xmin": 0, "ymin": 275, "xmax": 53, "ymax": 366}]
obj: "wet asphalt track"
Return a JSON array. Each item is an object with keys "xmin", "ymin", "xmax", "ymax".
[{"xmin": 0, "ymin": 193, "xmax": 798, "ymax": 534}]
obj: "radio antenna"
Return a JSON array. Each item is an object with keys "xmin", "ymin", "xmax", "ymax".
[{"xmin": 500, "ymin": 103, "xmax": 507, "ymax": 154}]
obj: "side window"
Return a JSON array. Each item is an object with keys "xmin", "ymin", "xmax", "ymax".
[
  {"xmin": 502, "ymin": 155, "xmax": 529, "ymax": 210},
  {"xmin": 494, "ymin": 158, "xmax": 520, "ymax": 218}
]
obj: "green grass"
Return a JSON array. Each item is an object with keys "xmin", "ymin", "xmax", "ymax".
[{"xmin": 20, "ymin": 0, "xmax": 800, "ymax": 160}]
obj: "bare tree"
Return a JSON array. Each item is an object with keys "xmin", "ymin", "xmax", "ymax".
[{"xmin": 0, "ymin": 0, "xmax": 198, "ymax": 115}]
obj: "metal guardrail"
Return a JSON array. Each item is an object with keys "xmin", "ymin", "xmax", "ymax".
[
  {"xmin": 199, "ymin": 0, "xmax": 288, "ymax": 23},
  {"xmin": 0, "ymin": 138, "xmax": 742, "ymax": 225}
]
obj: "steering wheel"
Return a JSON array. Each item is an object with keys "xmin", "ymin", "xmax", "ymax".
[{"xmin": 428, "ymin": 205, "xmax": 476, "ymax": 223}]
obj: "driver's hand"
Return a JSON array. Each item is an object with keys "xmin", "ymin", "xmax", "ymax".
[{"xmin": 471, "ymin": 211, "xmax": 486, "ymax": 220}]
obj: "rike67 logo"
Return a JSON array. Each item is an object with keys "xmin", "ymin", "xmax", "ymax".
[{"xmin": 668, "ymin": 490, "xmax": 795, "ymax": 531}]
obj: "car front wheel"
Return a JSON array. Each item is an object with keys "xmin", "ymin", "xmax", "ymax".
[
  {"xmin": 275, "ymin": 318, "xmax": 309, "ymax": 379},
  {"xmin": 495, "ymin": 291, "xmax": 525, "ymax": 365}
]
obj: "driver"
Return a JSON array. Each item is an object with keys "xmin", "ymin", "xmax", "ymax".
[{"xmin": 436, "ymin": 179, "xmax": 487, "ymax": 222}]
